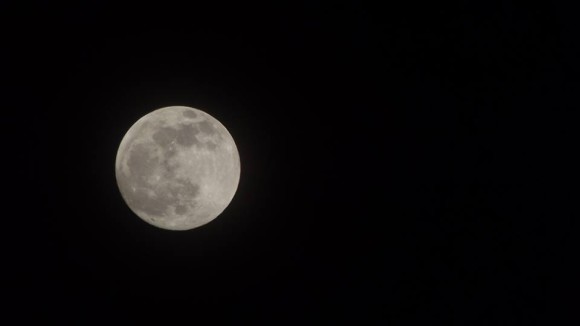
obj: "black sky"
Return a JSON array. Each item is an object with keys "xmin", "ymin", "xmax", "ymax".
[{"xmin": 3, "ymin": 0, "xmax": 578, "ymax": 324}]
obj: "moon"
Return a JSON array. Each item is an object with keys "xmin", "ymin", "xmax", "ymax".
[{"xmin": 115, "ymin": 106, "xmax": 241, "ymax": 230}]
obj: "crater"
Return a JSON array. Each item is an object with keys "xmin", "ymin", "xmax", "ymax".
[
  {"xmin": 182, "ymin": 110, "xmax": 198, "ymax": 119},
  {"xmin": 176, "ymin": 124, "xmax": 200, "ymax": 147},
  {"xmin": 152, "ymin": 126, "xmax": 178, "ymax": 147}
]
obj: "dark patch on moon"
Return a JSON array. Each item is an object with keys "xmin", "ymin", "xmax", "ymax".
[
  {"xmin": 161, "ymin": 156, "xmax": 179, "ymax": 177},
  {"xmin": 127, "ymin": 143, "xmax": 159, "ymax": 178},
  {"xmin": 131, "ymin": 190, "xmax": 170, "ymax": 216},
  {"xmin": 165, "ymin": 145, "xmax": 177, "ymax": 158},
  {"xmin": 176, "ymin": 124, "xmax": 200, "ymax": 147},
  {"xmin": 182, "ymin": 110, "xmax": 198, "ymax": 119},
  {"xmin": 123, "ymin": 144, "xmax": 166, "ymax": 216},
  {"xmin": 152, "ymin": 126, "xmax": 178, "ymax": 147},
  {"xmin": 170, "ymin": 179, "xmax": 200, "ymax": 198},
  {"xmin": 126, "ymin": 179, "xmax": 199, "ymax": 218},
  {"xmin": 205, "ymin": 141, "xmax": 217, "ymax": 150},
  {"xmin": 121, "ymin": 141, "xmax": 200, "ymax": 219},
  {"xmin": 198, "ymin": 120, "xmax": 215, "ymax": 135},
  {"xmin": 175, "ymin": 205, "xmax": 187, "ymax": 215},
  {"xmin": 161, "ymin": 144, "xmax": 180, "ymax": 175}
]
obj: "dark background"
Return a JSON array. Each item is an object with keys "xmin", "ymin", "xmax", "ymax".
[{"xmin": 2, "ymin": 0, "xmax": 577, "ymax": 324}]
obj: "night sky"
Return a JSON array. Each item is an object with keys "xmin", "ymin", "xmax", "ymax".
[{"xmin": 3, "ymin": 1, "xmax": 577, "ymax": 324}]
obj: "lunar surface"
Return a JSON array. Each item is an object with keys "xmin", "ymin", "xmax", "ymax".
[{"xmin": 115, "ymin": 106, "xmax": 240, "ymax": 230}]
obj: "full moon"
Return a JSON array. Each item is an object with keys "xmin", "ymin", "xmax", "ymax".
[{"xmin": 115, "ymin": 106, "xmax": 241, "ymax": 230}]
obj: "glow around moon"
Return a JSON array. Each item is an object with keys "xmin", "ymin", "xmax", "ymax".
[{"xmin": 115, "ymin": 106, "xmax": 241, "ymax": 230}]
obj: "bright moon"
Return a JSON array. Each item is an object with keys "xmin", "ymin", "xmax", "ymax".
[{"xmin": 115, "ymin": 106, "xmax": 241, "ymax": 230}]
